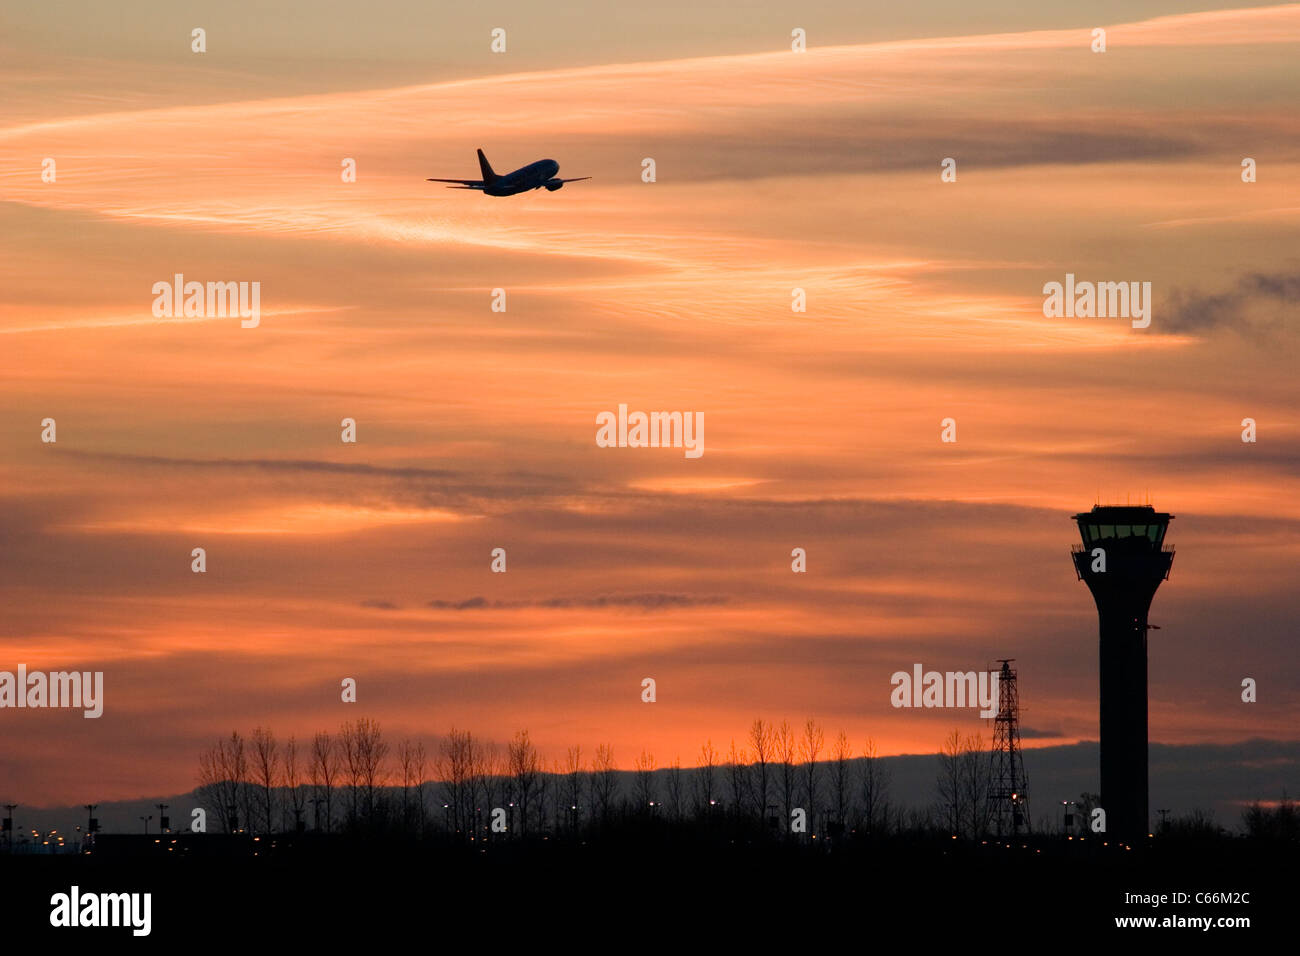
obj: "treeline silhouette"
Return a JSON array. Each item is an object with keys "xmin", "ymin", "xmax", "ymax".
[
  {"xmin": 196, "ymin": 717, "xmax": 899, "ymax": 842},
  {"xmin": 193, "ymin": 718, "xmax": 1298, "ymax": 844}
]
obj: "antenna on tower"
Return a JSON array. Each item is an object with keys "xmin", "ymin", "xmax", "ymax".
[{"xmin": 989, "ymin": 659, "xmax": 1031, "ymax": 838}]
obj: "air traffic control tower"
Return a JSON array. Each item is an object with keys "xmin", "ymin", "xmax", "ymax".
[{"xmin": 1072, "ymin": 505, "xmax": 1174, "ymax": 844}]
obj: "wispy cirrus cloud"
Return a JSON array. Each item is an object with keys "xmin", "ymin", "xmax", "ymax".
[{"xmin": 424, "ymin": 593, "xmax": 729, "ymax": 611}]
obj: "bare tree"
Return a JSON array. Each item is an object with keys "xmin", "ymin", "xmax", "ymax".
[
  {"xmin": 472, "ymin": 739, "xmax": 503, "ymax": 837},
  {"xmin": 726, "ymin": 739, "xmax": 748, "ymax": 817},
  {"xmin": 695, "ymin": 740, "xmax": 718, "ymax": 814},
  {"xmin": 828, "ymin": 731, "xmax": 852, "ymax": 831},
  {"xmin": 800, "ymin": 718, "xmax": 824, "ymax": 833},
  {"xmin": 398, "ymin": 740, "xmax": 415, "ymax": 826},
  {"xmin": 1242, "ymin": 792, "xmax": 1296, "ymax": 841},
  {"xmin": 436, "ymin": 727, "xmax": 476, "ymax": 839},
  {"xmin": 634, "ymin": 750, "xmax": 658, "ymax": 812},
  {"xmin": 935, "ymin": 729, "xmax": 991, "ymax": 840},
  {"xmin": 225, "ymin": 731, "xmax": 252, "ymax": 833},
  {"xmin": 197, "ymin": 731, "xmax": 246, "ymax": 833},
  {"xmin": 339, "ymin": 722, "xmax": 364, "ymax": 828},
  {"xmin": 777, "ymin": 720, "xmax": 798, "ymax": 828},
  {"xmin": 935, "ymin": 729, "xmax": 963, "ymax": 836},
  {"xmin": 196, "ymin": 744, "xmax": 225, "ymax": 831},
  {"xmin": 564, "ymin": 745, "xmax": 584, "ymax": 832},
  {"xmin": 309, "ymin": 732, "xmax": 338, "ymax": 833},
  {"xmin": 666, "ymin": 756, "xmax": 684, "ymax": 821},
  {"xmin": 284, "ymin": 735, "xmax": 307, "ymax": 832},
  {"xmin": 507, "ymin": 730, "xmax": 541, "ymax": 835},
  {"xmin": 536, "ymin": 759, "xmax": 554, "ymax": 835},
  {"xmin": 861, "ymin": 736, "xmax": 891, "ymax": 837},
  {"xmin": 338, "ymin": 719, "xmax": 388, "ymax": 828},
  {"xmin": 864, "ymin": 736, "xmax": 893, "ymax": 833},
  {"xmin": 413, "ymin": 741, "xmax": 428, "ymax": 835},
  {"xmin": 250, "ymin": 726, "xmax": 279, "ymax": 834},
  {"xmin": 364, "ymin": 723, "xmax": 387, "ymax": 816},
  {"xmin": 589, "ymin": 743, "xmax": 618, "ymax": 825},
  {"xmin": 960, "ymin": 731, "xmax": 993, "ymax": 840},
  {"xmin": 749, "ymin": 719, "xmax": 775, "ymax": 826},
  {"xmin": 398, "ymin": 738, "xmax": 427, "ymax": 834}
]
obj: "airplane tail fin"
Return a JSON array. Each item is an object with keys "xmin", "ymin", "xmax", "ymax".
[{"xmin": 477, "ymin": 149, "xmax": 498, "ymax": 185}]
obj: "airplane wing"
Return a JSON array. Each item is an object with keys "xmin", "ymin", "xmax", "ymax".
[
  {"xmin": 554, "ymin": 177, "xmax": 591, "ymax": 183},
  {"xmin": 426, "ymin": 178, "xmax": 485, "ymax": 188}
]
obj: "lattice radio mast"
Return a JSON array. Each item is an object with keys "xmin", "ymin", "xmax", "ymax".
[{"xmin": 989, "ymin": 659, "xmax": 1030, "ymax": 837}]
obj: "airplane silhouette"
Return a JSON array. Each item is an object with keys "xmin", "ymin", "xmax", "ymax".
[{"xmin": 427, "ymin": 149, "xmax": 591, "ymax": 196}]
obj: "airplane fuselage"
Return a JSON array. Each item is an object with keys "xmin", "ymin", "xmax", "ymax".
[
  {"xmin": 486, "ymin": 159, "xmax": 561, "ymax": 196},
  {"xmin": 427, "ymin": 150, "xmax": 588, "ymax": 196}
]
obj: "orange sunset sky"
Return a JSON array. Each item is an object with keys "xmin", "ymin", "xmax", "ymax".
[{"xmin": 1, "ymin": 1, "xmax": 1298, "ymax": 804}]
